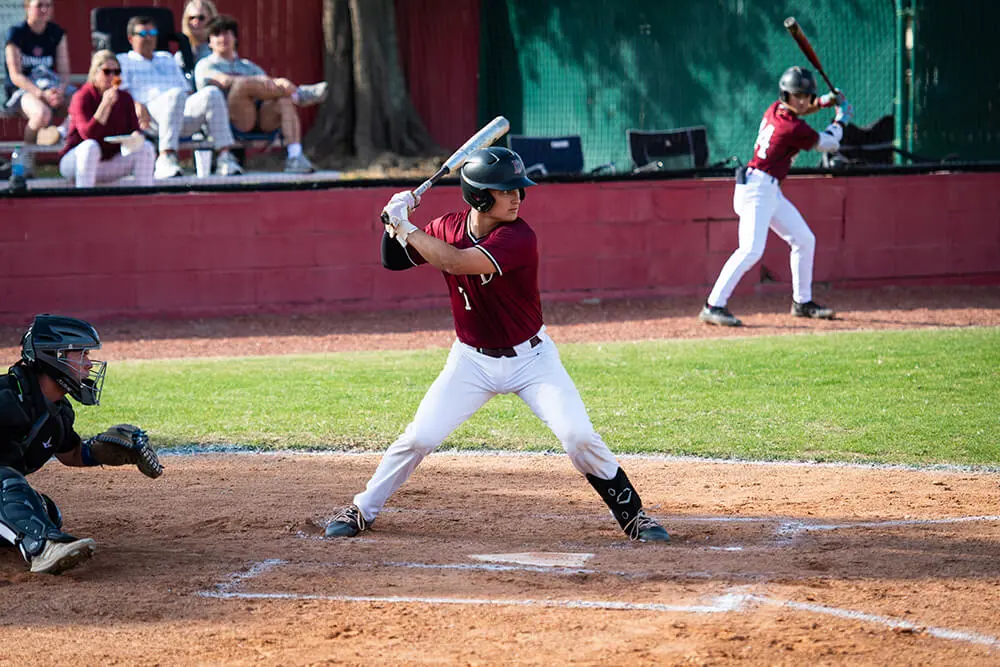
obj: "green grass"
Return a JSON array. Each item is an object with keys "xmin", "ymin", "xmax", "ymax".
[{"xmin": 76, "ymin": 328, "xmax": 1000, "ymax": 467}]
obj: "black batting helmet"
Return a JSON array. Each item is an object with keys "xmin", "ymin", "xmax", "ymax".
[
  {"xmin": 21, "ymin": 314, "xmax": 106, "ymax": 405},
  {"xmin": 460, "ymin": 147, "xmax": 536, "ymax": 212},
  {"xmin": 779, "ymin": 66, "xmax": 817, "ymax": 102}
]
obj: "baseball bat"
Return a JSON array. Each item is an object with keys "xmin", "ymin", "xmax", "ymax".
[
  {"xmin": 783, "ymin": 17, "xmax": 838, "ymax": 93},
  {"xmin": 381, "ymin": 116, "xmax": 510, "ymax": 225}
]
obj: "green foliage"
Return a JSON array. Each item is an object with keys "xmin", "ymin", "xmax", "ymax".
[{"xmin": 78, "ymin": 328, "xmax": 1000, "ymax": 467}]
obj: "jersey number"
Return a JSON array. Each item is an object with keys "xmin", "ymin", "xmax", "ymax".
[
  {"xmin": 457, "ymin": 285, "xmax": 472, "ymax": 311},
  {"xmin": 755, "ymin": 119, "xmax": 776, "ymax": 160}
]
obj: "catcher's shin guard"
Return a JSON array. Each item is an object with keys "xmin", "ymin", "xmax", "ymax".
[
  {"xmin": 0, "ymin": 467, "xmax": 77, "ymax": 561},
  {"xmin": 586, "ymin": 467, "xmax": 670, "ymax": 542}
]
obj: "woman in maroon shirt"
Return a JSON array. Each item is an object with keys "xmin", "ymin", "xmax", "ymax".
[{"xmin": 58, "ymin": 50, "xmax": 154, "ymax": 188}]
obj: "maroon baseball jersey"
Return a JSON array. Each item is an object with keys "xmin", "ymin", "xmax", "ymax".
[
  {"xmin": 747, "ymin": 101, "xmax": 820, "ymax": 180},
  {"xmin": 410, "ymin": 209, "xmax": 543, "ymax": 348}
]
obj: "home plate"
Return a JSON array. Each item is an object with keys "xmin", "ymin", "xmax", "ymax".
[{"xmin": 470, "ymin": 552, "xmax": 595, "ymax": 568}]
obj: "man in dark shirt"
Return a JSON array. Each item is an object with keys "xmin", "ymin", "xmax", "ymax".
[
  {"xmin": 324, "ymin": 147, "xmax": 671, "ymax": 544},
  {"xmin": 0, "ymin": 314, "xmax": 159, "ymax": 575}
]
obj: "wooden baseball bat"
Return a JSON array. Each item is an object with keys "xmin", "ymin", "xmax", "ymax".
[
  {"xmin": 783, "ymin": 17, "xmax": 838, "ymax": 93},
  {"xmin": 381, "ymin": 116, "xmax": 510, "ymax": 225}
]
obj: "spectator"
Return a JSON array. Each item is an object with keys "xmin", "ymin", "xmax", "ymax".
[
  {"xmin": 118, "ymin": 15, "xmax": 242, "ymax": 178},
  {"xmin": 177, "ymin": 0, "xmax": 218, "ymax": 70},
  {"xmin": 195, "ymin": 14, "xmax": 327, "ymax": 174},
  {"xmin": 58, "ymin": 50, "xmax": 154, "ymax": 188},
  {"xmin": 3, "ymin": 0, "xmax": 72, "ymax": 168}
]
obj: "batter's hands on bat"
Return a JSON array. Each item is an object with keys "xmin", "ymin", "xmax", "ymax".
[
  {"xmin": 382, "ymin": 191, "xmax": 419, "ymax": 247},
  {"xmin": 818, "ymin": 90, "xmax": 845, "ymax": 108},
  {"xmin": 834, "ymin": 99, "xmax": 853, "ymax": 126}
]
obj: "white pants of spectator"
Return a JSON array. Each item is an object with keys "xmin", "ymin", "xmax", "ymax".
[
  {"xmin": 707, "ymin": 169, "xmax": 817, "ymax": 307},
  {"xmin": 58, "ymin": 139, "xmax": 156, "ymax": 187},
  {"xmin": 145, "ymin": 86, "xmax": 235, "ymax": 153}
]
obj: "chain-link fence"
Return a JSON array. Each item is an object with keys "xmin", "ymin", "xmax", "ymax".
[{"xmin": 480, "ymin": 0, "xmax": 997, "ymax": 173}]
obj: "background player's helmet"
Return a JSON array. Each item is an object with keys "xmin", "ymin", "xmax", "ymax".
[
  {"xmin": 779, "ymin": 66, "xmax": 817, "ymax": 103},
  {"xmin": 20, "ymin": 314, "xmax": 106, "ymax": 405},
  {"xmin": 460, "ymin": 147, "xmax": 537, "ymax": 212}
]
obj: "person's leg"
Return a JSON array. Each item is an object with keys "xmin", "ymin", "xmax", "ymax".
[
  {"xmin": 145, "ymin": 89, "xmax": 187, "ymax": 155},
  {"xmin": 349, "ymin": 344, "xmax": 496, "ymax": 524},
  {"xmin": 18, "ymin": 93, "xmax": 52, "ymax": 144},
  {"xmin": 258, "ymin": 97, "xmax": 299, "ymax": 144},
  {"xmin": 58, "ymin": 139, "xmax": 101, "ymax": 188},
  {"xmin": 706, "ymin": 179, "xmax": 779, "ymax": 308},
  {"xmin": 514, "ymin": 341, "xmax": 669, "ymax": 542},
  {"xmin": 225, "ymin": 78, "xmax": 272, "ymax": 132},
  {"xmin": 769, "ymin": 190, "xmax": 816, "ymax": 305},
  {"xmin": 130, "ymin": 141, "xmax": 157, "ymax": 186},
  {"xmin": 182, "ymin": 86, "xmax": 236, "ymax": 151}
]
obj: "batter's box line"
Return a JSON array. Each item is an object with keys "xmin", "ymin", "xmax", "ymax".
[
  {"xmin": 776, "ymin": 514, "xmax": 1000, "ymax": 538},
  {"xmin": 199, "ymin": 560, "xmax": 1000, "ymax": 649}
]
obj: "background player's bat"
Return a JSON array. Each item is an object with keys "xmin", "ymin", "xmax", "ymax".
[
  {"xmin": 380, "ymin": 116, "xmax": 510, "ymax": 225},
  {"xmin": 783, "ymin": 17, "xmax": 838, "ymax": 94}
]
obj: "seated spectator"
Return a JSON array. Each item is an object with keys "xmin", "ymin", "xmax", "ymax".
[
  {"xmin": 58, "ymin": 51, "xmax": 154, "ymax": 188},
  {"xmin": 3, "ymin": 0, "xmax": 73, "ymax": 168},
  {"xmin": 118, "ymin": 15, "xmax": 242, "ymax": 178},
  {"xmin": 177, "ymin": 0, "xmax": 218, "ymax": 70},
  {"xmin": 195, "ymin": 15, "xmax": 327, "ymax": 174}
]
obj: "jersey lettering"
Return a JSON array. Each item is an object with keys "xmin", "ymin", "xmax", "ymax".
[{"xmin": 755, "ymin": 119, "xmax": 776, "ymax": 160}]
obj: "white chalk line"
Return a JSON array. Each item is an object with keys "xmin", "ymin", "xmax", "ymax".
[
  {"xmin": 777, "ymin": 515, "xmax": 1000, "ymax": 537},
  {"xmin": 199, "ymin": 560, "xmax": 1000, "ymax": 648}
]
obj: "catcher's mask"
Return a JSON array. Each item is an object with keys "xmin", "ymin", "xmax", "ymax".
[
  {"xmin": 460, "ymin": 147, "xmax": 536, "ymax": 213},
  {"xmin": 21, "ymin": 314, "xmax": 106, "ymax": 405},
  {"xmin": 779, "ymin": 66, "xmax": 817, "ymax": 104}
]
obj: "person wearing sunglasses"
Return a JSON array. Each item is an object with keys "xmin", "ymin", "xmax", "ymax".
[
  {"xmin": 3, "ymin": 0, "xmax": 74, "ymax": 168},
  {"xmin": 58, "ymin": 50, "xmax": 154, "ymax": 188},
  {"xmin": 195, "ymin": 15, "xmax": 327, "ymax": 174},
  {"xmin": 178, "ymin": 0, "xmax": 218, "ymax": 68},
  {"xmin": 118, "ymin": 15, "xmax": 242, "ymax": 178}
]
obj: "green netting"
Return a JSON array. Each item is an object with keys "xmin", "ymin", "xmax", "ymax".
[{"xmin": 479, "ymin": 0, "xmax": 908, "ymax": 171}]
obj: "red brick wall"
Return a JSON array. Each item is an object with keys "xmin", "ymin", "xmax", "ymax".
[{"xmin": 1, "ymin": 173, "xmax": 998, "ymax": 324}]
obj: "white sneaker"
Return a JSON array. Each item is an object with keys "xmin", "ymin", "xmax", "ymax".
[
  {"xmin": 30, "ymin": 538, "xmax": 96, "ymax": 575},
  {"xmin": 154, "ymin": 153, "xmax": 184, "ymax": 179},
  {"xmin": 295, "ymin": 82, "xmax": 328, "ymax": 107},
  {"xmin": 284, "ymin": 154, "xmax": 315, "ymax": 174},
  {"xmin": 214, "ymin": 151, "xmax": 245, "ymax": 176}
]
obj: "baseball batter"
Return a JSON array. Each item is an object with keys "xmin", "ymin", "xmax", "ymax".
[
  {"xmin": 325, "ymin": 147, "xmax": 670, "ymax": 543},
  {"xmin": 700, "ymin": 66, "xmax": 852, "ymax": 327}
]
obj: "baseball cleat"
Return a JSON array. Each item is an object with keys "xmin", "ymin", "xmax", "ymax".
[
  {"xmin": 324, "ymin": 504, "xmax": 369, "ymax": 538},
  {"xmin": 699, "ymin": 303, "xmax": 742, "ymax": 327},
  {"xmin": 30, "ymin": 538, "xmax": 96, "ymax": 575},
  {"xmin": 791, "ymin": 300, "xmax": 835, "ymax": 319},
  {"xmin": 628, "ymin": 511, "xmax": 670, "ymax": 543}
]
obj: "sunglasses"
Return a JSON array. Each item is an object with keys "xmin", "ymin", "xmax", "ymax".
[
  {"xmin": 188, "ymin": 14, "xmax": 207, "ymax": 21},
  {"xmin": 102, "ymin": 68, "xmax": 121, "ymax": 75},
  {"xmin": 133, "ymin": 28, "xmax": 158, "ymax": 37}
]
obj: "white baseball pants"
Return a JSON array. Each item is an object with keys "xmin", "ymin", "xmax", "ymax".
[
  {"xmin": 58, "ymin": 139, "xmax": 156, "ymax": 187},
  {"xmin": 146, "ymin": 87, "xmax": 235, "ymax": 153},
  {"xmin": 353, "ymin": 330, "xmax": 621, "ymax": 521},
  {"xmin": 707, "ymin": 168, "xmax": 817, "ymax": 307}
]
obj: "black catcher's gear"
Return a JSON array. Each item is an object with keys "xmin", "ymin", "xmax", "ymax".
[
  {"xmin": 0, "ymin": 467, "xmax": 78, "ymax": 560},
  {"xmin": 779, "ymin": 66, "xmax": 817, "ymax": 103},
  {"xmin": 20, "ymin": 314, "xmax": 106, "ymax": 406},
  {"xmin": 460, "ymin": 147, "xmax": 536, "ymax": 212}
]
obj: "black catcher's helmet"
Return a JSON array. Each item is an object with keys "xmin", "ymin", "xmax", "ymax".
[
  {"xmin": 21, "ymin": 314, "xmax": 106, "ymax": 405},
  {"xmin": 460, "ymin": 147, "xmax": 537, "ymax": 212},
  {"xmin": 779, "ymin": 66, "xmax": 817, "ymax": 103}
]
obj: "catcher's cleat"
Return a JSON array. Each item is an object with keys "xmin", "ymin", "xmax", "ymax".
[
  {"xmin": 699, "ymin": 303, "xmax": 742, "ymax": 327},
  {"xmin": 791, "ymin": 300, "xmax": 835, "ymax": 319},
  {"xmin": 627, "ymin": 511, "xmax": 671, "ymax": 543},
  {"xmin": 30, "ymin": 537, "xmax": 96, "ymax": 575},
  {"xmin": 324, "ymin": 504, "xmax": 369, "ymax": 538}
]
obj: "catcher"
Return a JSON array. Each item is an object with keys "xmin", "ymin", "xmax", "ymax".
[{"xmin": 0, "ymin": 314, "xmax": 163, "ymax": 575}]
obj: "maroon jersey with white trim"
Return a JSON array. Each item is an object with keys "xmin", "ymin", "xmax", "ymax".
[
  {"xmin": 747, "ymin": 101, "xmax": 819, "ymax": 180},
  {"xmin": 410, "ymin": 209, "xmax": 543, "ymax": 348}
]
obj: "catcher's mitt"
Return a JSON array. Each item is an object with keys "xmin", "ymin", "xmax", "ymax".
[{"xmin": 87, "ymin": 424, "xmax": 163, "ymax": 479}]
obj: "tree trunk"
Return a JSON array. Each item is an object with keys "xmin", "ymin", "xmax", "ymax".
[{"xmin": 305, "ymin": 0, "xmax": 440, "ymax": 162}]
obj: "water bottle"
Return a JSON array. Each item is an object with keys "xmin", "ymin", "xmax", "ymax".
[{"xmin": 8, "ymin": 145, "xmax": 27, "ymax": 194}]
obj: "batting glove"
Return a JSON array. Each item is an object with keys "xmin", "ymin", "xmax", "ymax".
[
  {"xmin": 387, "ymin": 190, "xmax": 420, "ymax": 211},
  {"xmin": 835, "ymin": 100, "xmax": 853, "ymax": 126}
]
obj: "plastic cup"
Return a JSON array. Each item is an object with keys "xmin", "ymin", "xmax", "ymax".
[{"xmin": 194, "ymin": 149, "xmax": 212, "ymax": 178}]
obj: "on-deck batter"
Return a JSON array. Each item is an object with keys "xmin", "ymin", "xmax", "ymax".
[
  {"xmin": 325, "ymin": 146, "xmax": 670, "ymax": 543},
  {"xmin": 700, "ymin": 66, "xmax": 852, "ymax": 327}
]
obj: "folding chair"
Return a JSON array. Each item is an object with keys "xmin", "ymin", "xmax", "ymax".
[
  {"xmin": 508, "ymin": 135, "xmax": 614, "ymax": 177},
  {"xmin": 627, "ymin": 126, "xmax": 709, "ymax": 173}
]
